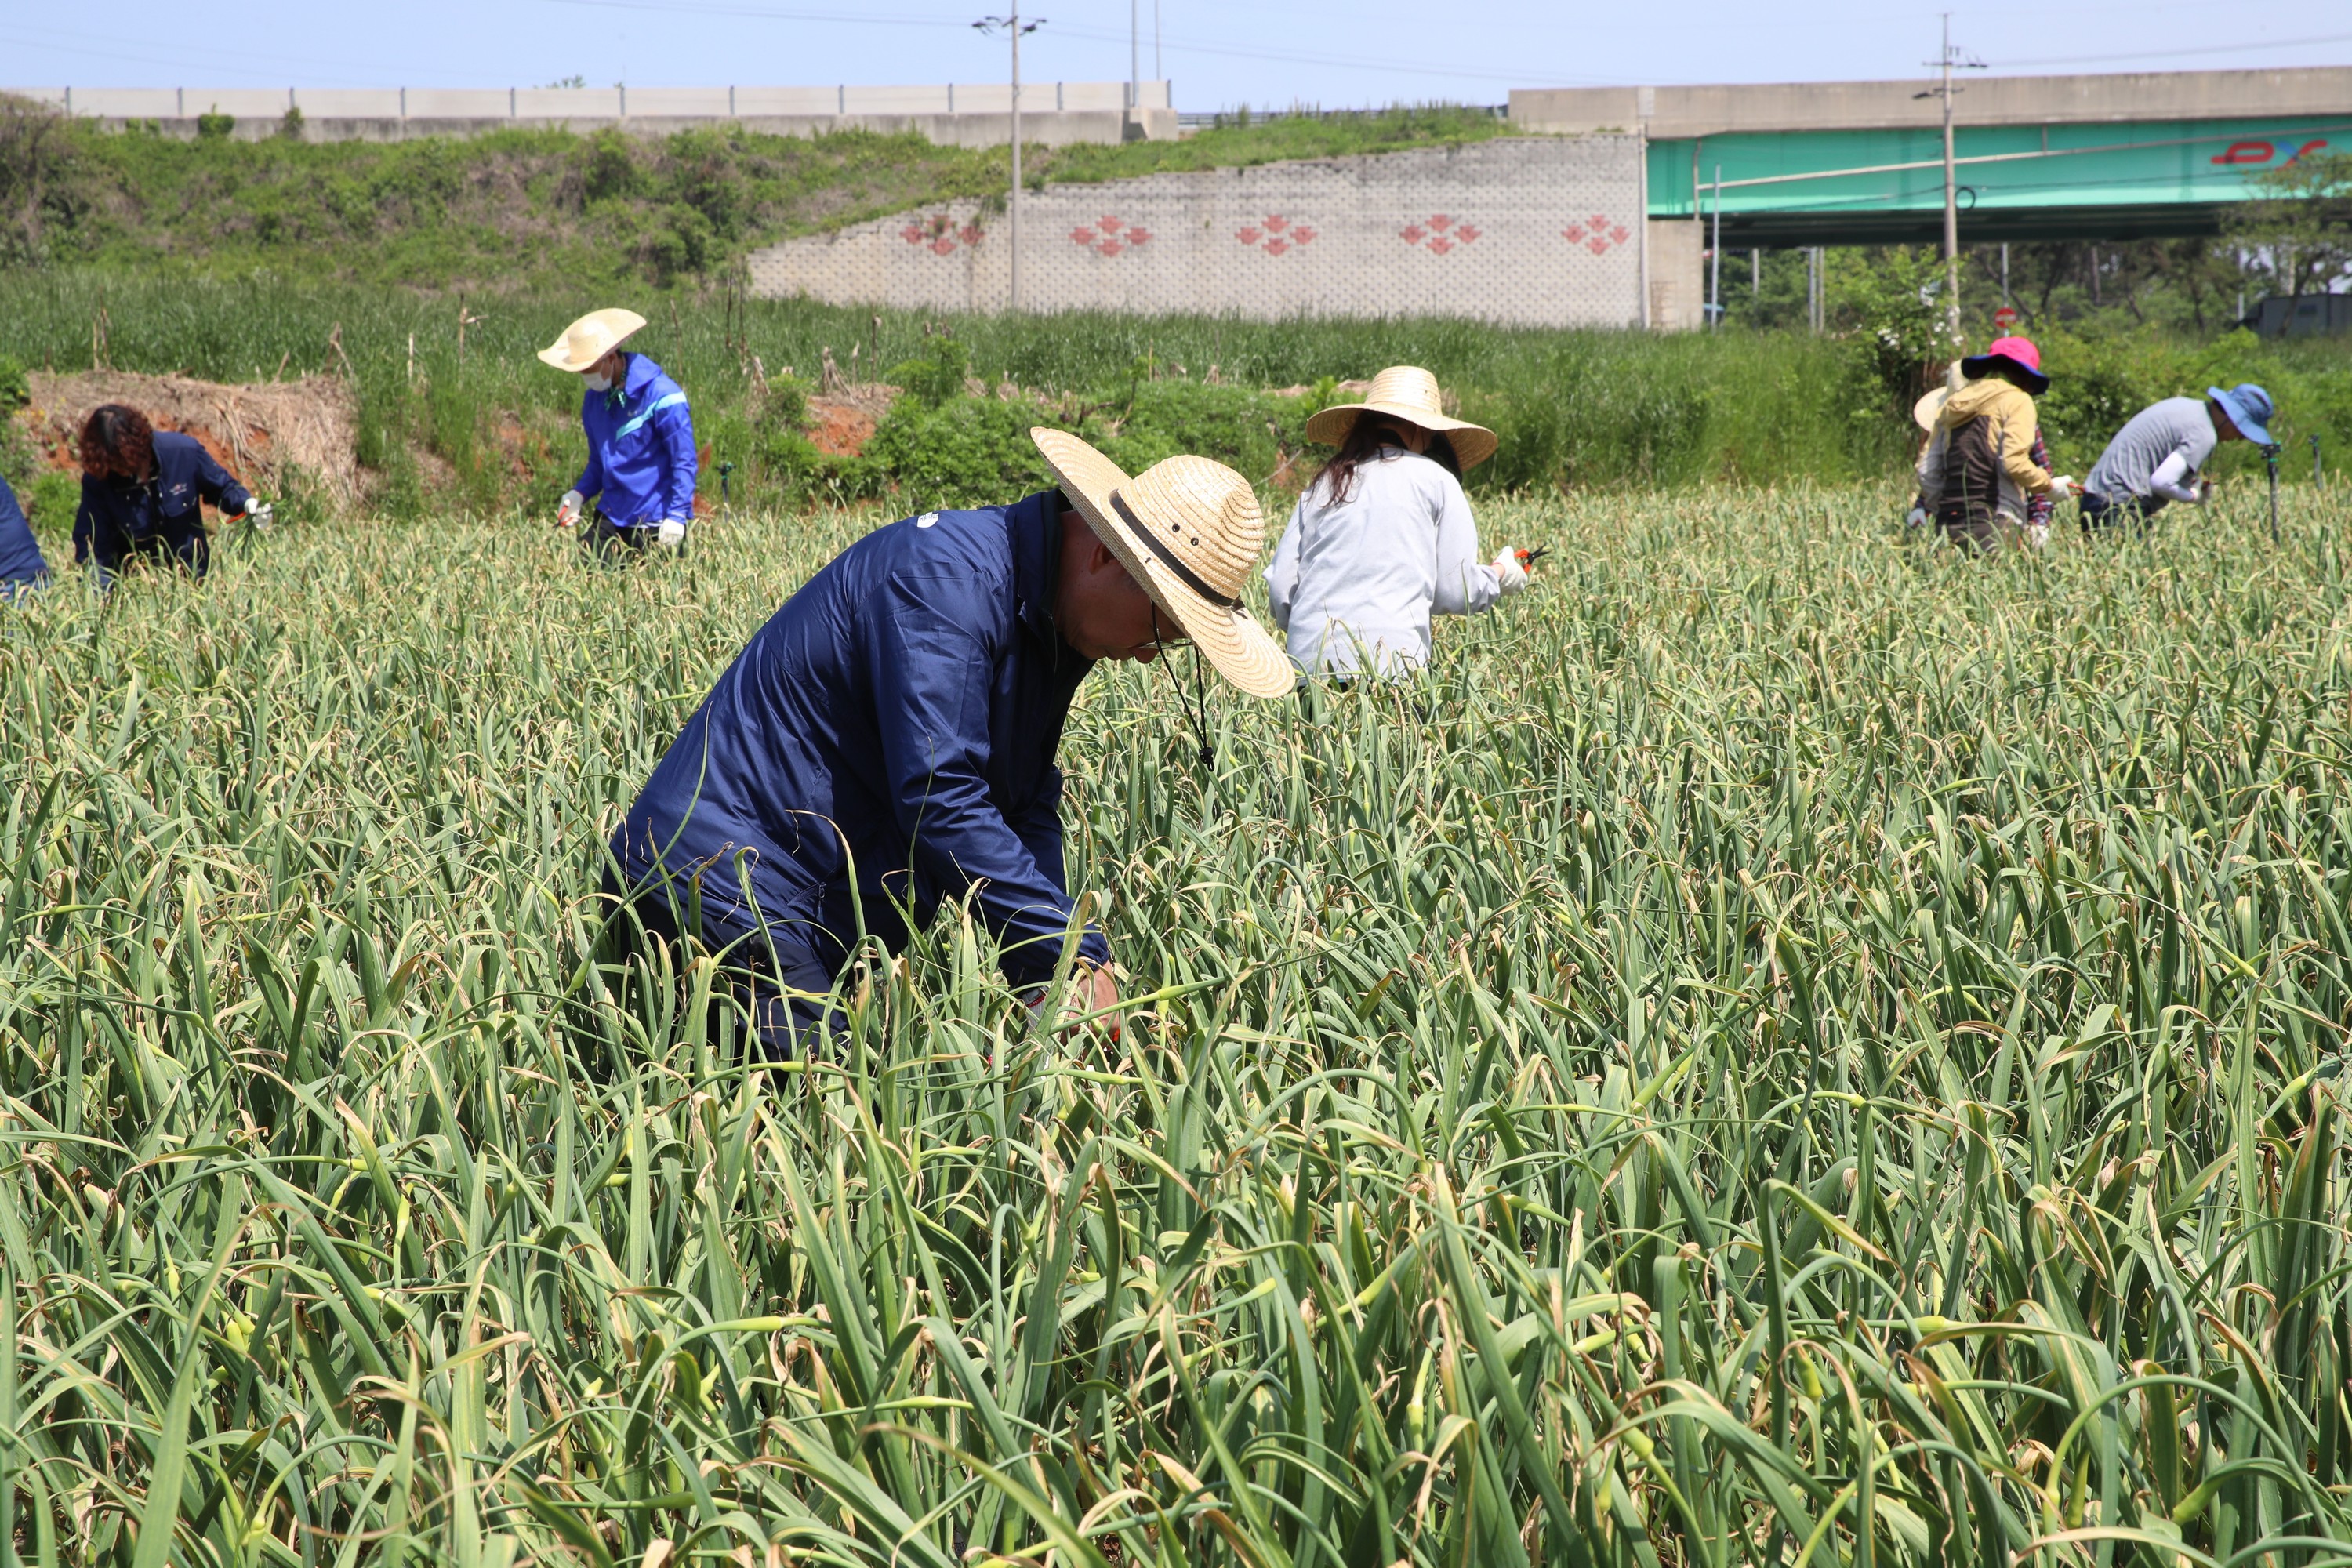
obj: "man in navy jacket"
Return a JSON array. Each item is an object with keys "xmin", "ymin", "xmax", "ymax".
[
  {"xmin": 608, "ymin": 429, "xmax": 1293, "ymax": 1056},
  {"xmin": 536, "ymin": 307, "xmax": 697, "ymax": 556},
  {"xmin": 74, "ymin": 405, "xmax": 266, "ymax": 585},
  {"xmin": 0, "ymin": 473, "xmax": 49, "ymax": 603}
]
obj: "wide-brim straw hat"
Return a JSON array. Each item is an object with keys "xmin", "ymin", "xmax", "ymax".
[
  {"xmin": 537, "ymin": 307, "xmax": 647, "ymax": 372},
  {"xmin": 1029, "ymin": 429, "xmax": 1292, "ymax": 699},
  {"xmin": 1304, "ymin": 365, "xmax": 1497, "ymax": 470},
  {"xmin": 1912, "ymin": 386, "xmax": 1951, "ymax": 432}
]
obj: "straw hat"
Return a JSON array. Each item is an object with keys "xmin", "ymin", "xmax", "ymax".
[
  {"xmin": 1911, "ymin": 386, "xmax": 1950, "ymax": 432},
  {"xmin": 537, "ymin": 307, "xmax": 647, "ymax": 372},
  {"xmin": 1029, "ymin": 429, "xmax": 1292, "ymax": 699},
  {"xmin": 1304, "ymin": 365, "xmax": 1497, "ymax": 470}
]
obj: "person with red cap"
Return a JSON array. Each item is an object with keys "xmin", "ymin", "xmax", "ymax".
[{"xmin": 1915, "ymin": 336, "xmax": 2073, "ymax": 554}]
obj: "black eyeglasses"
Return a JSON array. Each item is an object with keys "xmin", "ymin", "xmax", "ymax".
[{"xmin": 1144, "ymin": 609, "xmax": 1193, "ymax": 654}]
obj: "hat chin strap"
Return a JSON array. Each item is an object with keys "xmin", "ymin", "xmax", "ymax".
[{"xmin": 1152, "ymin": 607, "xmax": 1216, "ymax": 769}]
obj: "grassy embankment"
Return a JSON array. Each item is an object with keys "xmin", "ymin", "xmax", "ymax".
[
  {"xmin": 3, "ymin": 482, "xmax": 2351, "ymax": 1563},
  {"xmin": 0, "ymin": 100, "xmax": 1508, "ymax": 289}
]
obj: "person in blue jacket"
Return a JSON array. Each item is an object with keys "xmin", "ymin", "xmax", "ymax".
[
  {"xmin": 74, "ymin": 405, "xmax": 269, "ymax": 586},
  {"xmin": 0, "ymin": 472, "xmax": 49, "ymax": 604},
  {"xmin": 536, "ymin": 307, "xmax": 698, "ymax": 557},
  {"xmin": 606, "ymin": 428, "xmax": 1293, "ymax": 1058}
]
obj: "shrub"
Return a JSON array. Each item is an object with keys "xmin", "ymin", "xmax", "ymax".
[
  {"xmin": 1092, "ymin": 379, "xmax": 1298, "ymax": 485},
  {"xmin": 25, "ymin": 470, "xmax": 77, "ymax": 532},
  {"xmin": 864, "ymin": 394, "xmax": 1051, "ymax": 508},
  {"xmin": 580, "ymin": 127, "xmax": 638, "ymax": 203},
  {"xmin": 638, "ymin": 203, "xmax": 715, "ymax": 282},
  {"xmin": 888, "ymin": 336, "xmax": 973, "ymax": 408},
  {"xmin": 195, "ymin": 108, "xmax": 235, "ymax": 141},
  {"xmin": 1831, "ymin": 245, "xmax": 1966, "ymax": 426}
]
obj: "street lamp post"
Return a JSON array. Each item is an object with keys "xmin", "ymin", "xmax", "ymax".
[{"xmin": 974, "ymin": 9, "xmax": 1044, "ymax": 311}]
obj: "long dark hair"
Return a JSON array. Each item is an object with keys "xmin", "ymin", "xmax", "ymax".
[
  {"xmin": 1312, "ymin": 416, "xmax": 1459, "ymax": 505},
  {"xmin": 80, "ymin": 405, "xmax": 156, "ymax": 481}
]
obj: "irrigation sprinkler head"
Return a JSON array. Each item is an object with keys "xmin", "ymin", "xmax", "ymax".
[{"xmin": 2262, "ymin": 443, "xmax": 2282, "ymax": 545}]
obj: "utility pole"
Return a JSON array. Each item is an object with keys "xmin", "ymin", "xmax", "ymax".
[
  {"xmin": 1918, "ymin": 15, "xmax": 1984, "ymax": 351},
  {"xmin": 1709, "ymin": 165, "xmax": 1722, "ymax": 332},
  {"xmin": 975, "ymin": 8, "xmax": 1044, "ymax": 310},
  {"xmin": 1130, "ymin": 0, "xmax": 1139, "ymax": 109}
]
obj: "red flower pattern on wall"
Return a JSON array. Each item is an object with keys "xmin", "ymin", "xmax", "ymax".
[
  {"xmin": 1401, "ymin": 214, "xmax": 1480, "ymax": 256},
  {"xmin": 1073, "ymin": 214, "xmax": 1153, "ymax": 258},
  {"xmin": 1561, "ymin": 214, "xmax": 1632, "ymax": 256},
  {"xmin": 901, "ymin": 213, "xmax": 984, "ymax": 256},
  {"xmin": 1237, "ymin": 216, "xmax": 1316, "ymax": 256}
]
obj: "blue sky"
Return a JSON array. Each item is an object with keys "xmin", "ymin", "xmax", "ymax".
[{"xmin": 4, "ymin": 0, "xmax": 2348, "ymax": 111}]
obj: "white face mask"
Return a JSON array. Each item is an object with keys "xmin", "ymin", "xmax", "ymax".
[{"xmin": 583, "ymin": 371, "xmax": 612, "ymax": 392}]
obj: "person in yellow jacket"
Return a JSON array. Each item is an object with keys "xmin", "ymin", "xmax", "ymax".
[{"xmin": 1915, "ymin": 336, "xmax": 2074, "ymax": 554}]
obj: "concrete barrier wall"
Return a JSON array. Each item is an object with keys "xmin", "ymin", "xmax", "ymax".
[
  {"xmin": 1512, "ymin": 66, "xmax": 2352, "ymax": 136},
  {"xmin": 746, "ymin": 137, "xmax": 1649, "ymax": 329},
  {"xmin": 9, "ymin": 82, "xmax": 1175, "ymax": 145}
]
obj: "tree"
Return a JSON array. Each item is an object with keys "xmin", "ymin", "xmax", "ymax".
[
  {"xmin": 0, "ymin": 95, "xmax": 77, "ymax": 266},
  {"xmin": 2227, "ymin": 148, "xmax": 2352, "ymax": 300}
]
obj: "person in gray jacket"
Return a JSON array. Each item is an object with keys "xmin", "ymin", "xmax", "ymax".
[
  {"xmin": 1265, "ymin": 367, "xmax": 1530, "ymax": 681},
  {"xmin": 2078, "ymin": 383, "xmax": 2275, "ymax": 530}
]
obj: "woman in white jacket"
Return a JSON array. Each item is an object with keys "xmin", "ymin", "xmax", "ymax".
[{"xmin": 1266, "ymin": 366, "xmax": 1529, "ymax": 681}]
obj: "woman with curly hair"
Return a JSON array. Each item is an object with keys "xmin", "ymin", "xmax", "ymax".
[{"xmin": 74, "ymin": 404, "xmax": 267, "ymax": 584}]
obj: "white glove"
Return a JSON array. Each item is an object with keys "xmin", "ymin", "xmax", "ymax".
[
  {"xmin": 241, "ymin": 500, "xmax": 274, "ymax": 531},
  {"xmin": 1490, "ymin": 546, "xmax": 1528, "ymax": 594},
  {"xmin": 653, "ymin": 519, "xmax": 687, "ymax": 548},
  {"xmin": 1905, "ymin": 506, "xmax": 1929, "ymax": 529},
  {"xmin": 2048, "ymin": 474, "xmax": 2079, "ymax": 497},
  {"xmin": 556, "ymin": 490, "xmax": 584, "ymax": 528}
]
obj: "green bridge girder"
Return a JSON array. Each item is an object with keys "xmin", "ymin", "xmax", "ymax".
[{"xmin": 1649, "ymin": 116, "xmax": 2348, "ymax": 246}]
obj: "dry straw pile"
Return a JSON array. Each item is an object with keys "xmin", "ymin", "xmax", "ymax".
[{"xmin": 23, "ymin": 369, "xmax": 364, "ymax": 505}]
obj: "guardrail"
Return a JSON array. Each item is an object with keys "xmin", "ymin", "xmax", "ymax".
[
  {"xmin": 14, "ymin": 82, "xmax": 1173, "ymax": 122},
  {"xmin": 1174, "ymin": 103, "xmax": 1506, "ymax": 129}
]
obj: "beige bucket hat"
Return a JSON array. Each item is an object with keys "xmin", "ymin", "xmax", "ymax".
[
  {"xmin": 1305, "ymin": 365, "xmax": 1497, "ymax": 470},
  {"xmin": 537, "ymin": 307, "xmax": 648, "ymax": 372},
  {"xmin": 1029, "ymin": 429, "xmax": 1293, "ymax": 699}
]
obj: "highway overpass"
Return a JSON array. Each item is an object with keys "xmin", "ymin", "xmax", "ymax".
[{"xmin": 1513, "ymin": 67, "xmax": 2350, "ymax": 247}]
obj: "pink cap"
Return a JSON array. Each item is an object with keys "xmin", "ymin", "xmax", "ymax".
[{"xmin": 1983, "ymin": 336, "xmax": 2041, "ymax": 373}]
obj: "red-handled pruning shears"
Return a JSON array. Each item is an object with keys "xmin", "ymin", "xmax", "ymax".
[{"xmin": 1514, "ymin": 546, "xmax": 1552, "ymax": 566}]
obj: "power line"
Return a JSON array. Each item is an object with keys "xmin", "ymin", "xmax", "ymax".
[{"xmin": 1991, "ymin": 31, "xmax": 2352, "ymax": 67}]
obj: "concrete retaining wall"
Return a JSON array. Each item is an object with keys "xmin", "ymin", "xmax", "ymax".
[
  {"xmin": 8, "ymin": 82, "xmax": 1175, "ymax": 147},
  {"xmin": 746, "ymin": 137, "xmax": 1650, "ymax": 328}
]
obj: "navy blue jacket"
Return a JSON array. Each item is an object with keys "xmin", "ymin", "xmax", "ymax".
[
  {"xmin": 612, "ymin": 492, "xmax": 1112, "ymax": 985},
  {"xmin": 74, "ymin": 431, "xmax": 252, "ymax": 566},
  {"xmin": 575, "ymin": 353, "xmax": 697, "ymax": 526},
  {"xmin": 0, "ymin": 474, "xmax": 47, "ymax": 588}
]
